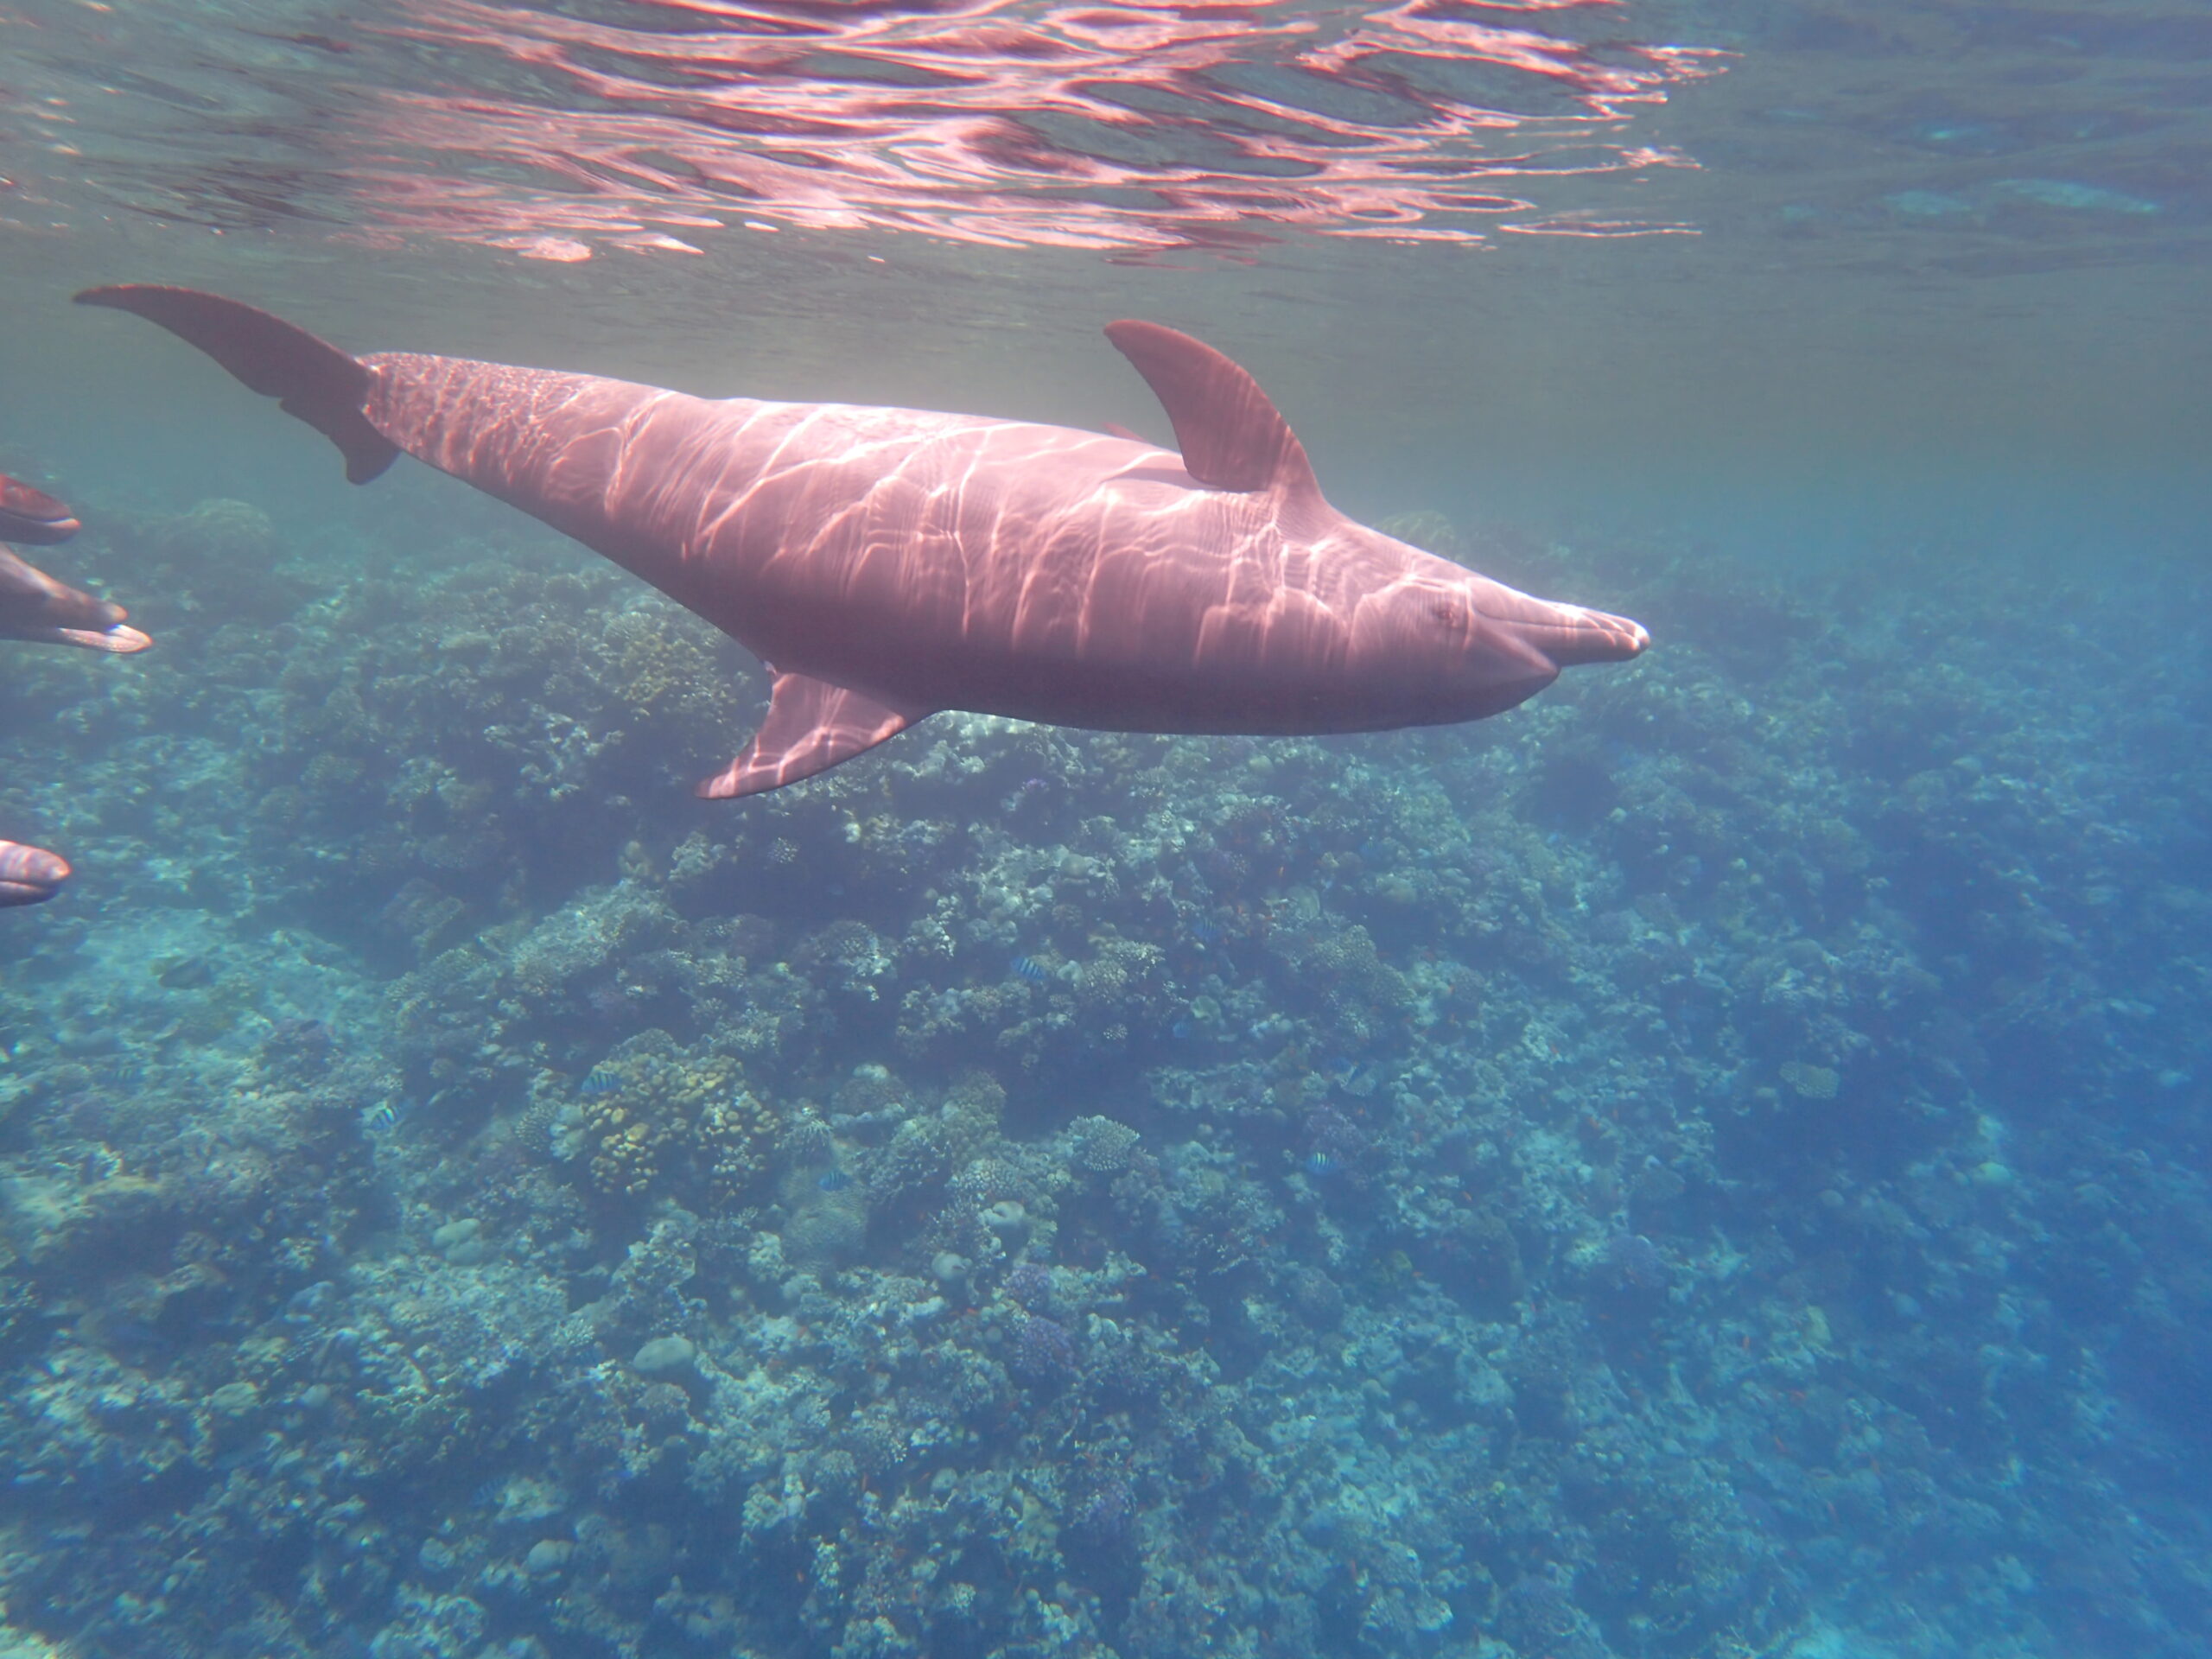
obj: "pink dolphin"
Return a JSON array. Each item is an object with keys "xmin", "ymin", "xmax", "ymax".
[
  {"xmin": 0, "ymin": 474, "xmax": 83, "ymax": 546},
  {"xmin": 0, "ymin": 472, "xmax": 150, "ymax": 907},
  {"xmin": 0, "ymin": 543, "xmax": 153, "ymax": 655},
  {"xmin": 0, "ymin": 469, "xmax": 152, "ymax": 654},
  {"xmin": 78, "ymin": 284, "xmax": 1646, "ymax": 800},
  {"xmin": 0, "ymin": 840, "xmax": 69, "ymax": 907}
]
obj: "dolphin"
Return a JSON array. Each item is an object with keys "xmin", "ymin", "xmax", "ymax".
[
  {"xmin": 0, "ymin": 543, "xmax": 153, "ymax": 654},
  {"xmin": 0, "ymin": 473, "xmax": 150, "ymax": 910},
  {"xmin": 0, "ymin": 471, "xmax": 151, "ymax": 653},
  {"xmin": 0, "ymin": 840, "xmax": 69, "ymax": 907},
  {"xmin": 0, "ymin": 474, "xmax": 83, "ymax": 545},
  {"xmin": 77, "ymin": 284, "xmax": 1646, "ymax": 799}
]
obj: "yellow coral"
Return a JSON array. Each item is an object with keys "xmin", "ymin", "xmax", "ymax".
[
  {"xmin": 700, "ymin": 1086, "xmax": 778, "ymax": 1198},
  {"xmin": 606, "ymin": 611, "xmax": 734, "ymax": 724},
  {"xmin": 574, "ymin": 1034, "xmax": 778, "ymax": 1200}
]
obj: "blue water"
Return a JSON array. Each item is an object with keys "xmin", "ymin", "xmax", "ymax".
[{"xmin": 2, "ymin": 3, "xmax": 2209, "ymax": 1656}]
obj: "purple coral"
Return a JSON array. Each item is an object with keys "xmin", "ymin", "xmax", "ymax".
[
  {"xmin": 1008, "ymin": 1313, "xmax": 1077, "ymax": 1388},
  {"xmin": 1003, "ymin": 1261, "xmax": 1054, "ymax": 1312},
  {"xmin": 1070, "ymin": 1469, "xmax": 1135, "ymax": 1548}
]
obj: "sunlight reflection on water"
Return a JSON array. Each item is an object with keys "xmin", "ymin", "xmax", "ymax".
[
  {"xmin": 3, "ymin": 0, "xmax": 1726, "ymax": 257},
  {"xmin": 359, "ymin": 0, "xmax": 1728, "ymax": 257}
]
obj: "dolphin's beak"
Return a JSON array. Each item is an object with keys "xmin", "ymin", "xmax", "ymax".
[
  {"xmin": 0, "ymin": 512, "xmax": 82, "ymax": 544},
  {"xmin": 1471, "ymin": 578, "xmax": 1649, "ymax": 668},
  {"xmin": 0, "ymin": 548, "xmax": 150, "ymax": 652},
  {"xmin": 1533, "ymin": 606, "xmax": 1649, "ymax": 667},
  {"xmin": 41, "ymin": 623, "xmax": 154, "ymax": 654},
  {"xmin": 0, "ymin": 842, "xmax": 69, "ymax": 906}
]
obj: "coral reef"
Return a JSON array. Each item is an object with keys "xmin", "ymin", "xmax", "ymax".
[{"xmin": 0, "ymin": 494, "xmax": 2207, "ymax": 1659}]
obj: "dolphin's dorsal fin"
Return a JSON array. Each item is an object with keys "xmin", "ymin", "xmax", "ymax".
[
  {"xmin": 696, "ymin": 672, "xmax": 930, "ymax": 801},
  {"xmin": 1104, "ymin": 321, "xmax": 1324, "ymax": 507}
]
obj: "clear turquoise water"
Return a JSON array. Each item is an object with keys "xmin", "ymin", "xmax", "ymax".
[{"xmin": 0, "ymin": 3, "xmax": 2207, "ymax": 1657}]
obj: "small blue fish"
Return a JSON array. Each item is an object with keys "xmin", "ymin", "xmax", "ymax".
[
  {"xmin": 580, "ymin": 1065, "xmax": 623, "ymax": 1096},
  {"xmin": 1306, "ymin": 1152, "xmax": 1343, "ymax": 1179},
  {"xmin": 1188, "ymin": 918, "xmax": 1222, "ymax": 944},
  {"xmin": 817, "ymin": 1166, "xmax": 854, "ymax": 1192},
  {"xmin": 1010, "ymin": 956, "xmax": 1049, "ymax": 983}
]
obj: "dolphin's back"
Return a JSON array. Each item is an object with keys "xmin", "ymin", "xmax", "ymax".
[
  {"xmin": 363, "ymin": 348, "xmax": 1281, "ymax": 720},
  {"xmin": 361, "ymin": 352, "xmax": 715, "ymax": 574}
]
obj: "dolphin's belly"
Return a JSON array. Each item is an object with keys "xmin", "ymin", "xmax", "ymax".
[{"xmin": 724, "ymin": 526, "xmax": 1417, "ymax": 734}]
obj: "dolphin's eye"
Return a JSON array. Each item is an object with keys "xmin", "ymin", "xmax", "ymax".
[{"xmin": 1431, "ymin": 600, "xmax": 1467, "ymax": 630}]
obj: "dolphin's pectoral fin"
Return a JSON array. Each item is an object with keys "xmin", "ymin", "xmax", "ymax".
[
  {"xmin": 696, "ymin": 673, "xmax": 931, "ymax": 801},
  {"xmin": 1103, "ymin": 321, "xmax": 1325, "ymax": 510}
]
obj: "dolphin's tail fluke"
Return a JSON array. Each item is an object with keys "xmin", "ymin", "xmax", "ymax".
[{"xmin": 74, "ymin": 285, "xmax": 400, "ymax": 485}]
